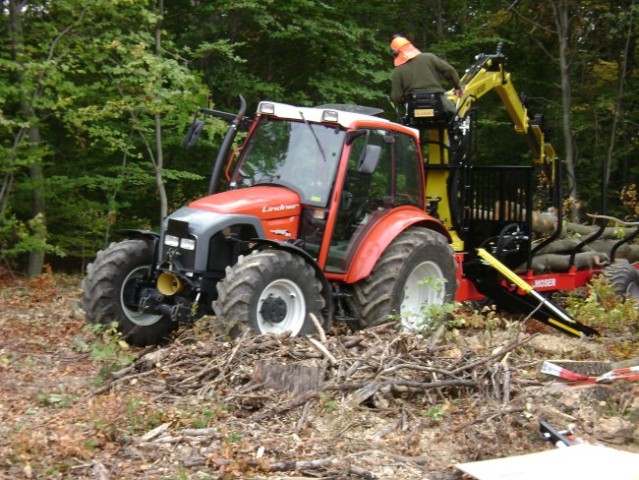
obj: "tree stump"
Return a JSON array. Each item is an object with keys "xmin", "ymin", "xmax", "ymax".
[{"xmin": 253, "ymin": 359, "xmax": 324, "ymax": 394}]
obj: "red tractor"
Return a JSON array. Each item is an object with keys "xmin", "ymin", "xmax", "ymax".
[{"xmin": 82, "ymin": 45, "xmax": 639, "ymax": 345}]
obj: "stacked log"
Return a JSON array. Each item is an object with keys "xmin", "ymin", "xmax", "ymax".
[{"xmin": 523, "ymin": 211, "xmax": 639, "ymax": 274}]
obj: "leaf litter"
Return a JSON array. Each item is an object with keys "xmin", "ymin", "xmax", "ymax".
[{"xmin": 0, "ymin": 272, "xmax": 638, "ymax": 479}]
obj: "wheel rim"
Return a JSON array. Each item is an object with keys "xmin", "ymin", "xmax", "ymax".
[
  {"xmin": 120, "ymin": 266, "xmax": 163, "ymax": 327},
  {"xmin": 401, "ymin": 260, "xmax": 446, "ymax": 330},
  {"xmin": 257, "ymin": 278, "xmax": 306, "ymax": 335}
]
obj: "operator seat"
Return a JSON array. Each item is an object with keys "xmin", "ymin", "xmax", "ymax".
[{"xmin": 404, "ymin": 91, "xmax": 454, "ymax": 129}]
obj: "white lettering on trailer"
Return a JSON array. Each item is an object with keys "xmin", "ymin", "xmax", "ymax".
[
  {"xmin": 262, "ymin": 204, "xmax": 299, "ymax": 213},
  {"xmin": 533, "ymin": 278, "xmax": 557, "ymax": 289}
]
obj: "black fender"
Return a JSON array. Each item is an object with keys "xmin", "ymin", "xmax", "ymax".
[
  {"xmin": 252, "ymin": 238, "xmax": 334, "ymax": 322},
  {"xmin": 117, "ymin": 229, "xmax": 160, "ymax": 242},
  {"xmin": 117, "ymin": 229, "xmax": 161, "ymax": 275}
]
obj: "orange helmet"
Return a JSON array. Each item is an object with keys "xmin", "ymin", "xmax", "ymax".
[{"xmin": 390, "ymin": 36, "xmax": 421, "ymax": 66}]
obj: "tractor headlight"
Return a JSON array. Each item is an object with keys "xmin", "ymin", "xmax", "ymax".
[
  {"xmin": 164, "ymin": 218, "xmax": 197, "ymax": 254},
  {"xmin": 164, "ymin": 234, "xmax": 196, "ymax": 251},
  {"xmin": 180, "ymin": 238, "xmax": 196, "ymax": 251},
  {"xmin": 164, "ymin": 234, "xmax": 180, "ymax": 248},
  {"xmin": 258, "ymin": 102, "xmax": 275, "ymax": 114},
  {"xmin": 322, "ymin": 110, "xmax": 339, "ymax": 122}
]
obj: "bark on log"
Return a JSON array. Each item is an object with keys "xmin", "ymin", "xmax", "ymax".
[
  {"xmin": 532, "ymin": 210, "xmax": 559, "ymax": 237},
  {"xmin": 532, "ymin": 239, "xmax": 639, "ymax": 263},
  {"xmin": 525, "ymin": 251, "xmax": 608, "ymax": 273},
  {"xmin": 253, "ymin": 359, "xmax": 324, "ymax": 394},
  {"xmin": 587, "ymin": 240, "xmax": 639, "ymax": 262},
  {"xmin": 533, "ymin": 239, "xmax": 583, "ymax": 254},
  {"xmin": 564, "ymin": 223, "xmax": 638, "ymax": 240},
  {"xmin": 530, "ymin": 211, "xmax": 639, "ymax": 269},
  {"xmin": 532, "ymin": 211, "xmax": 638, "ymax": 241}
]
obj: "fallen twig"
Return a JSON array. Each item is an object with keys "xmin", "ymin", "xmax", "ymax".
[{"xmin": 249, "ymin": 390, "xmax": 319, "ymax": 421}]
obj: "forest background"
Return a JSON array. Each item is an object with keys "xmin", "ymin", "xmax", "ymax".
[{"xmin": 1, "ymin": 0, "xmax": 637, "ymax": 277}]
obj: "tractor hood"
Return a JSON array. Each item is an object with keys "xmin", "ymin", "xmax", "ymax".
[{"xmin": 189, "ymin": 186, "xmax": 302, "ymax": 219}]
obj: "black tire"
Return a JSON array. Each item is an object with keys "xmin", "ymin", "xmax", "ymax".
[
  {"xmin": 81, "ymin": 239, "xmax": 178, "ymax": 346},
  {"xmin": 603, "ymin": 261, "xmax": 639, "ymax": 303},
  {"xmin": 214, "ymin": 249, "xmax": 328, "ymax": 336},
  {"xmin": 348, "ymin": 227, "xmax": 457, "ymax": 330}
]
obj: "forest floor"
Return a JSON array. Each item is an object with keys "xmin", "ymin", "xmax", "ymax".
[{"xmin": 1, "ymin": 271, "xmax": 638, "ymax": 480}]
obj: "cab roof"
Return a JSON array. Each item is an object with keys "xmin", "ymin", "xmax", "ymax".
[{"xmin": 256, "ymin": 100, "xmax": 392, "ymax": 129}]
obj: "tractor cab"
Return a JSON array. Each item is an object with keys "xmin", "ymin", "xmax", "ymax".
[{"xmin": 223, "ymin": 101, "xmax": 433, "ymax": 278}]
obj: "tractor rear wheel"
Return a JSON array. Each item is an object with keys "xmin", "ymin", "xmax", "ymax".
[
  {"xmin": 349, "ymin": 227, "xmax": 457, "ymax": 331},
  {"xmin": 604, "ymin": 261, "xmax": 639, "ymax": 304},
  {"xmin": 81, "ymin": 239, "xmax": 178, "ymax": 346},
  {"xmin": 214, "ymin": 249, "xmax": 328, "ymax": 336}
]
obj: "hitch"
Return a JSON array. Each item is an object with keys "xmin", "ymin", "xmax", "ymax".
[{"xmin": 139, "ymin": 291, "xmax": 193, "ymax": 323}]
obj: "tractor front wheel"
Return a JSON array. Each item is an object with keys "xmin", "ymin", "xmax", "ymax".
[
  {"xmin": 81, "ymin": 239, "xmax": 178, "ymax": 346},
  {"xmin": 214, "ymin": 249, "xmax": 328, "ymax": 336},
  {"xmin": 349, "ymin": 227, "xmax": 457, "ymax": 331}
]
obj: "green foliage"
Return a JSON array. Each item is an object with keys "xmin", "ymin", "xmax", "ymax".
[
  {"xmin": 85, "ymin": 321, "xmax": 136, "ymax": 384},
  {"xmin": 453, "ymin": 302, "xmax": 510, "ymax": 333},
  {"xmin": 125, "ymin": 396, "xmax": 165, "ymax": 434},
  {"xmin": 565, "ymin": 276, "xmax": 639, "ymax": 337},
  {"xmin": 37, "ymin": 388, "xmax": 76, "ymax": 409},
  {"xmin": 1, "ymin": 0, "xmax": 210, "ymax": 270},
  {"xmin": 400, "ymin": 276, "xmax": 456, "ymax": 335},
  {"xmin": 320, "ymin": 393, "xmax": 338, "ymax": 413},
  {"xmin": 0, "ymin": 212, "xmax": 63, "ymax": 265},
  {"xmin": 0, "ymin": 0, "xmax": 637, "ymax": 272},
  {"xmin": 423, "ymin": 405, "xmax": 446, "ymax": 422},
  {"xmin": 224, "ymin": 432, "xmax": 242, "ymax": 443}
]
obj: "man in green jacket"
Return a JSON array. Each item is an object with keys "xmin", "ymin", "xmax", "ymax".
[{"xmin": 390, "ymin": 35, "xmax": 462, "ymax": 116}]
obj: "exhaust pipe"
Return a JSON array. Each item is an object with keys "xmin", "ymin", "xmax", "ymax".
[{"xmin": 156, "ymin": 272, "xmax": 184, "ymax": 296}]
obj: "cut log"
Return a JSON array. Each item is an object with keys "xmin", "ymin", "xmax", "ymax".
[
  {"xmin": 532, "ymin": 239, "xmax": 639, "ymax": 263},
  {"xmin": 587, "ymin": 240, "xmax": 639, "ymax": 262},
  {"xmin": 531, "ymin": 210, "xmax": 639, "ymax": 242},
  {"xmin": 533, "ymin": 239, "xmax": 584, "ymax": 255},
  {"xmin": 521, "ymin": 251, "xmax": 608, "ymax": 274},
  {"xmin": 564, "ymin": 223, "xmax": 638, "ymax": 240},
  {"xmin": 532, "ymin": 209, "xmax": 558, "ymax": 236}
]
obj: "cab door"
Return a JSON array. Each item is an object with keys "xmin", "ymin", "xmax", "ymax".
[{"xmin": 325, "ymin": 128, "xmax": 423, "ymax": 273}]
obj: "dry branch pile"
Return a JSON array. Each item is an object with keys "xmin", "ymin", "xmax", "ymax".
[
  {"xmin": 2, "ymin": 272, "xmax": 636, "ymax": 480},
  {"xmin": 96, "ymin": 323, "xmax": 549, "ymax": 479}
]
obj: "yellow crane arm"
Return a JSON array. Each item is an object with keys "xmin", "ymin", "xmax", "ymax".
[{"xmin": 447, "ymin": 45, "xmax": 556, "ymax": 166}]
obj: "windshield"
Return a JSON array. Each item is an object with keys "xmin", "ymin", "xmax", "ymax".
[{"xmin": 232, "ymin": 117, "xmax": 346, "ymax": 207}]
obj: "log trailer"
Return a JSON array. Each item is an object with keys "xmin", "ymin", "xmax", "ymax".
[{"xmin": 81, "ymin": 44, "xmax": 639, "ymax": 346}]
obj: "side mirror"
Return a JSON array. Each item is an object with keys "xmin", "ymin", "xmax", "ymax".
[{"xmin": 357, "ymin": 144, "xmax": 381, "ymax": 174}]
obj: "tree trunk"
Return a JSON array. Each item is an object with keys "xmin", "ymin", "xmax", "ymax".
[
  {"xmin": 604, "ymin": 4, "xmax": 634, "ymax": 199},
  {"xmin": 26, "ymin": 132, "xmax": 46, "ymax": 278},
  {"xmin": 551, "ymin": 0, "xmax": 579, "ymax": 221},
  {"xmin": 154, "ymin": 0, "xmax": 167, "ymax": 220},
  {"xmin": 435, "ymin": 0, "xmax": 444, "ymax": 39},
  {"xmin": 10, "ymin": 0, "xmax": 46, "ymax": 277}
]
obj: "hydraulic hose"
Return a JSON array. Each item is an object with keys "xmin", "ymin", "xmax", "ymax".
[{"xmin": 208, "ymin": 95, "xmax": 247, "ymax": 195}]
